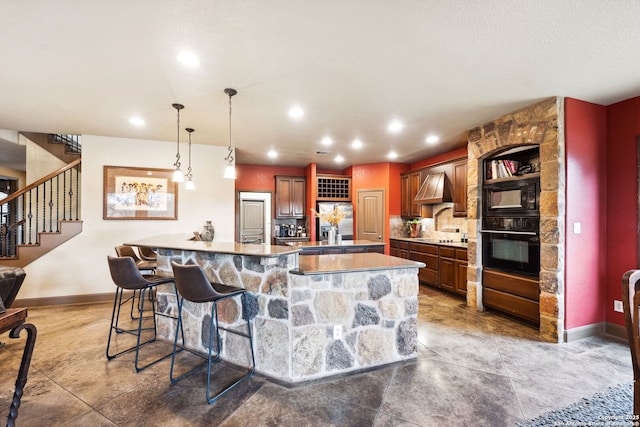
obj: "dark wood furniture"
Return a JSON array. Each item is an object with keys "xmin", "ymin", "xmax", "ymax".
[
  {"xmin": 390, "ymin": 239, "xmax": 467, "ymax": 296},
  {"xmin": 399, "ymin": 157, "xmax": 467, "ymax": 218},
  {"xmin": 275, "ymin": 176, "xmax": 306, "ymax": 218},
  {"xmin": 1, "ymin": 307, "xmax": 37, "ymax": 427},
  {"xmin": 297, "ymin": 242, "xmax": 385, "ymax": 256},
  {"xmin": 622, "ymin": 269, "xmax": 640, "ymax": 417},
  {"xmin": 482, "ymin": 268, "xmax": 539, "ymax": 325},
  {"xmin": 316, "ymin": 174, "xmax": 352, "ymax": 201}
]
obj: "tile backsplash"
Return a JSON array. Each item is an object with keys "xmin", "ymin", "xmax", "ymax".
[{"xmin": 390, "ymin": 203, "xmax": 468, "ymax": 240}]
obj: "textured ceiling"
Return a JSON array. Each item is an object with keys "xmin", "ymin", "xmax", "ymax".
[{"xmin": 0, "ymin": 1, "xmax": 639, "ymax": 169}]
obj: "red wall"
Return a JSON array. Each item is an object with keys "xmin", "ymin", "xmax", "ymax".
[
  {"xmin": 605, "ymin": 96, "xmax": 640, "ymax": 326},
  {"xmin": 564, "ymin": 98, "xmax": 607, "ymax": 329},
  {"xmin": 411, "ymin": 146, "xmax": 467, "ymax": 169},
  {"xmin": 235, "ymin": 164, "xmax": 305, "ymax": 192}
]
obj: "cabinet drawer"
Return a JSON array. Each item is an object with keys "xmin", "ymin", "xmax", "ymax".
[
  {"xmin": 483, "ymin": 269, "xmax": 539, "ymax": 301},
  {"xmin": 366, "ymin": 246, "xmax": 385, "ymax": 254},
  {"xmin": 397, "ymin": 240, "xmax": 409, "ymax": 250},
  {"xmin": 323, "ymin": 248, "xmax": 344, "ymax": 255},
  {"xmin": 455, "ymin": 249, "xmax": 467, "ymax": 261},
  {"xmin": 483, "ymin": 287, "xmax": 539, "ymax": 325},
  {"xmin": 409, "ymin": 242, "xmax": 438, "ymax": 254},
  {"xmin": 344, "ymin": 247, "xmax": 365, "ymax": 254},
  {"xmin": 410, "ymin": 252, "xmax": 438, "ymax": 269},
  {"xmin": 439, "ymin": 247, "xmax": 455, "ymax": 258},
  {"xmin": 418, "ymin": 268, "xmax": 438, "ymax": 285}
]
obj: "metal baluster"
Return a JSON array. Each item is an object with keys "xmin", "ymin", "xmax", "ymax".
[
  {"xmin": 27, "ymin": 190, "xmax": 33, "ymax": 245},
  {"xmin": 55, "ymin": 174, "xmax": 60, "ymax": 232},
  {"xmin": 75, "ymin": 166, "xmax": 79, "ymax": 220},
  {"xmin": 62, "ymin": 169, "xmax": 67, "ymax": 220},
  {"xmin": 49, "ymin": 177, "xmax": 54, "ymax": 232}
]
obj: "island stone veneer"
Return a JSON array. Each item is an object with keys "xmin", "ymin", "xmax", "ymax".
[{"xmin": 153, "ymin": 249, "xmax": 420, "ymax": 383}]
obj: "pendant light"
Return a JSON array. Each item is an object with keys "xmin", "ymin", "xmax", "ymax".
[
  {"xmin": 185, "ymin": 127, "xmax": 195, "ymax": 190},
  {"xmin": 171, "ymin": 103, "xmax": 185, "ymax": 182},
  {"xmin": 223, "ymin": 88, "xmax": 237, "ymax": 180}
]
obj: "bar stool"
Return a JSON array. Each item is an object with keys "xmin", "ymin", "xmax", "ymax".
[
  {"xmin": 170, "ymin": 261, "xmax": 255, "ymax": 404},
  {"xmin": 115, "ymin": 245, "xmax": 156, "ymax": 272},
  {"xmin": 106, "ymin": 255, "xmax": 183, "ymax": 372},
  {"xmin": 137, "ymin": 246, "xmax": 158, "ymax": 262}
]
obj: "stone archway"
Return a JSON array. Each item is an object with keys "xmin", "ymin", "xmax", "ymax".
[{"xmin": 465, "ymin": 97, "xmax": 565, "ymax": 342}]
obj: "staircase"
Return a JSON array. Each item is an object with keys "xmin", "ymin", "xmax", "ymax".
[{"xmin": 0, "ymin": 156, "xmax": 82, "ymax": 268}]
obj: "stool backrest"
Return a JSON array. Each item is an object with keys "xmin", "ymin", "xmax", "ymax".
[
  {"xmin": 171, "ymin": 261, "xmax": 218, "ymax": 302},
  {"xmin": 138, "ymin": 246, "xmax": 157, "ymax": 261},
  {"xmin": 115, "ymin": 245, "xmax": 141, "ymax": 262},
  {"xmin": 108, "ymin": 255, "xmax": 148, "ymax": 289}
]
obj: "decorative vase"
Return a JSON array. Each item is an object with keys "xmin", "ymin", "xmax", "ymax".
[
  {"xmin": 327, "ymin": 226, "xmax": 336, "ymax": 244},
  {"xmin": 201, "ymin": 221, "xmax": 215, "ymax": 242},
  {"xmin": 408, "ymin": 223, "xmax": 420, "ymax": 238}
]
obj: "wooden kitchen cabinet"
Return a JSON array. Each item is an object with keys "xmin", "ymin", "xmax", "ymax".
[
  {"xmin": 439, "ymin": 246, "xmax": 467, "ymax": 296},
  {"xmin": 400, "ymin": 170, "xmax": 424, "ymax": 218},
  {"xmin": 452, "ymin": 159, "xmax": 467, "ymax": 217},
  {"xmin": 275, "ymin": 176, "xmax": 306, "ymax": 218},
  {"xmin": 390, "ymin": 239, "xmax": 409, "ymax": 259},
  {"xmin": 409, "ymin": 242, "xmax": 438, "ymax": 286}
]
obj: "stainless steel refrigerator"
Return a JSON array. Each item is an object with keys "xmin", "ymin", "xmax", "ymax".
[{"xmin": 316, "ymin": 202, "xmax": 354, "ymax": 241}]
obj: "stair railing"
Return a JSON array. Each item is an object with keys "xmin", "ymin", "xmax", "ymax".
[
  {"xmin": 0, "ymin": 159, "xmax": 81, "ymax": 258},
  {"xmin": 49, "ymin": 134, "xmax": 81, "ymax": 154}
]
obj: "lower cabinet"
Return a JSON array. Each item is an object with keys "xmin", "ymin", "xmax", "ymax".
[
  {"xmin": 482, "ymin": 268, "xmax": 539, "ymax": 325},
  {"xmin": 299, "ymin": 244, "xmax": 385, "ymax": 255},
  {"xmin": 391, "ymin": 239, "xmax": 467, "ymax": 296}
]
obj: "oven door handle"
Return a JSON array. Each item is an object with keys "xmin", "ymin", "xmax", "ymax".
[{"xmin": 480, "ymin": 229, "xmax": 537, "ymax": 236}]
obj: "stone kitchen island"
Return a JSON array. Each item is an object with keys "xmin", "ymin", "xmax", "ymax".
[{"xmin": 124, "ymin": 234, "xmax": 424, "ymax": 383}]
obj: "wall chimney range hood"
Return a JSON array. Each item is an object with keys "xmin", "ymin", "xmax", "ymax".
[{"xmin": 413, "ymin": 172, "xmax": 452, "ymax": 205}]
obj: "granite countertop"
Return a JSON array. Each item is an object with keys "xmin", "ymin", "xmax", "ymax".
[
  {"xmin": 124, "ymin": 234, "xmax": 301, "ymax": 257},
  {"xmin": 290, "ymin": 252, "xmax": 425, "ymax": 275},
  {"xmin": 286, "ymin": 239, "xmax": 385, "ymax": 249},
  {"xmin": 391, "ymin": 237, "xmax": 468, "ymax": 249}
]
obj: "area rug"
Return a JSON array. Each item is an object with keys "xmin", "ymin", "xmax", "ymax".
[{"xmin": 513, "ymin": 382, "xmax": 633, "ymax": 427}]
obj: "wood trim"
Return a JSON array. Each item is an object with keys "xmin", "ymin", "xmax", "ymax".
[
  {"xmin": 13, "ymin": 291, "xmax": 116, "ymax": 307},
  {"xmin": 1, "ymin": 159, "xmax": 81, "ymax": 205}
]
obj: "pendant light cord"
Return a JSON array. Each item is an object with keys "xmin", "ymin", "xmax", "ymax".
[
  {"xmin": 224, "ymin": 88, "xmax": 236, "ymax": 163},
  {"xmin": 186, "ymin": 128, "xmax": 194, "ymax": 179},
  {"xmin": 172, "ymin": 103, "xmax": 184, "ymax": 169}
]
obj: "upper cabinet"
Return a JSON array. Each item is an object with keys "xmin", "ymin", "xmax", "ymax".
[
  {"xmin": 316, "ymin": 174, "xmax": 351, "ymax": 201},
  {"xmin": 275, "ymin": 175, "xmax": 306, "ymax": 218},
  {"xmin": 452, "ymin": 159, "xmax": 467, "ymax": 217},
  {"xmin": 400, "ymin": 157, "xmax": 467, "ymax": 218},
  {"xmin": 401, "ymin": 170, "xmax": 423, "ymax": 217}
]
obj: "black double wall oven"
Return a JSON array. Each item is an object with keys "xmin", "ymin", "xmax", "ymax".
[{"xmin": 481, "ymin": 177, "xmax": 540, "ymax": 277}]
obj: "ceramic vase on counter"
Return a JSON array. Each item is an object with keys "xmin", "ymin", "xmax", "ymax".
[{"xmin": 201, "ymin": 221, "xmax": 215, "ymax": 242}]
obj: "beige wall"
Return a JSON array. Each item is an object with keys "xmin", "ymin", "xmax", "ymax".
[{"xmin": 20, "ymin": 135, "xmax": 235, "ymax": 299}]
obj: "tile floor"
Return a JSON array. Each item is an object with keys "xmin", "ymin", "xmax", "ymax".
[{"xmin": 0, "ymin": 286, "xmax": 633, "ymax": 427}]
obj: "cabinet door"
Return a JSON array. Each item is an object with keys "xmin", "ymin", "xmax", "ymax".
[
  {"xmin": 410, "ymin": 171, "xmax": 423, "ymax": 217},
  {"xmin": 291, "ymin": 178, "xmax": 306, "ymax": 217},
  {"xmin": 439, "ymin": 257, "xmax": 455, "ymax": 291},
  {"xmin": 456, "ymin": 261, "xmax": 467, "ymax": 295},
  {"xmin": 275, "ymin": 177, "xmax": 293, "ymax": 218},
  {"xmin": 401, "ymin": 174, "xmax": 411, "ymax": 217},
  {"xmin": 453, "ymin": 160, "xmax": 467, "ymax": 217}
]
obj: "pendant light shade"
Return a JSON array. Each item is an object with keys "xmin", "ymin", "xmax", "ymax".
[
  {"xmin": 172, "ymin": 103, "xmax": 185, "ymax": 182},
  {"xmin": 223, "ymin": 88, "xmax": 237, "ymax": 180}
]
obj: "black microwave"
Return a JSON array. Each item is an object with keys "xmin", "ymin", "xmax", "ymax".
[{"xmin": 483, "ymin": 177, "xmax": 539, "ymax": 218}]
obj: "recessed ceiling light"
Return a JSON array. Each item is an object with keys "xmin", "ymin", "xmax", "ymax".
[
  {"xmin": 268, "ymin": 150, "xmax": 278, "ymax": 159},
  {"xmin": 176, "ymin": 51, "xmax": 200, "ymax": 67},
  {"xmin": 288, "ymin": 105, "xmax": 304, "ymax": 120},
  {"xmin": 387, "ymin": 119, "xmax": 403, "ymax": 134},
  {"xmin": 425, "ymin": 135, "xmax": 439, "ymax": 144},
  {"xmin": 335, "ymin": 154, "xmax": 344, "ymax": 163},
  {"xmin": 129, "ymin": 117, "xmax": 145, "ymax": 127},
  {"xmin": 388, "ymin": 150, "xmax": 398, "ymax": 159},
  {"xmin": 321, "ymin": 136, "xmax": 333, "ymax": 146},
  {"xmin": 351, "ymin": 139, "xmax": 363, "ymax": 149}
]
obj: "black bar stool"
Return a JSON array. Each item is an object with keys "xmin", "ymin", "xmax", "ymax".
[
  {"xmin": 170, "ymin": 261, "xmax": 255, "ymax": 404},
  {"xmin": 114, "ymin": 245, "xmax": 157, "ymax": 320},
  {"xmin": 106, "ymin": 255, "xmax": 183, "ymax": 372}
]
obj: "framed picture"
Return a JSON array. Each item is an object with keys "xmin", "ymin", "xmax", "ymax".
[{"xmin": 103, "ymin": 166, "xmax": 178, "ymax": 220}]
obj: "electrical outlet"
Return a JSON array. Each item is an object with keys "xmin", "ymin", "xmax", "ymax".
[
  {"xmin": 573, "ymin": 222, "xmax": 582, "ymax": 234},
  {"xmin": 614, "ymin": 300, "xmax": 623, "ymax": 313},
  {"xmin": 333, "ymin": 324, "xmax": 342, "ymax": 340}
]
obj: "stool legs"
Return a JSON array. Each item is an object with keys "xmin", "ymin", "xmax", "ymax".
[
  {"xmin": 107, "ymin": 284, "xmax": 182, "ymax": 372},
  {"xmin": 170, "ymin": 292, "xmax": 255, "ymax": 404}
]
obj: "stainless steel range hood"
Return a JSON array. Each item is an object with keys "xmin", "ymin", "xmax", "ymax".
[{"xmin": 413, "ymin": 172, "xmax": 452, "ymax": 205}]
